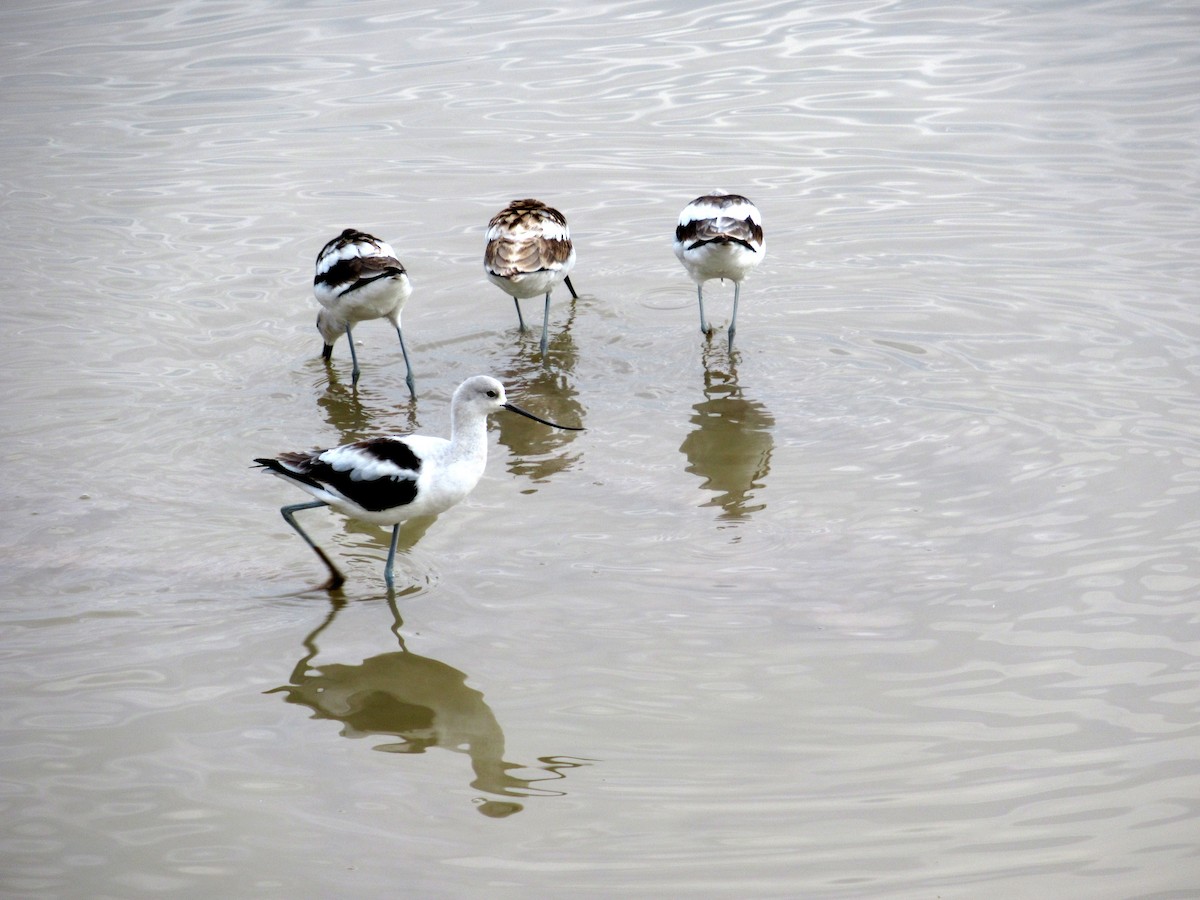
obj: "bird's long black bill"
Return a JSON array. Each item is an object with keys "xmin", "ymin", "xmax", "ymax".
[{"xmin": 504, "ymin": 403, "xmax": 583, "ymax": 431}]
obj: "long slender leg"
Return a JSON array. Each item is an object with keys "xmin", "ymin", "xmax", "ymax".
[
  {"xmin": 697, "ymin": 284, "xmax": 711, "ymax": 336},
  {"xmin": 513, "ymin": 297, "xmax": 527, "ymax": 331},
  {"xmin": 540, "ymin": 292, "xmax": 551, "ymax": 356},
  {"xmin": 564, "ymin": 275, "xmax": 579, "ymax": 299},
  {"xmin": 394, "ymin": 325, "xmax": 416, "ymax": 399},
  {"xmin": 728, "ymin": 281, "xmax": 740, "ymax": 350},
  {"xmin": 384, "ymin": 523, "xmax": 402, "ymax": 590},
  {"xmin": 280, "ymin": 501, "xmax": 346, "ymax": 591},
  {"xmin": 344, "ymin": 324, "xmax": 361, "ymax": 387}
]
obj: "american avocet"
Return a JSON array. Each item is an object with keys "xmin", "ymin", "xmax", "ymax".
[
  {"xmin": 254, "ymin": 375, "xmax": 582, "ymax": 590},
  {"xmin": 673, "ymin": 193, "xmax": 765, "ymax": 348},
  {"xmin": 314, "ymin": 228, "xmax": 416, "ymax": 397},
  {"xmin": 484, "ymin": 199, "xmax": 578, "ymax": 355}
]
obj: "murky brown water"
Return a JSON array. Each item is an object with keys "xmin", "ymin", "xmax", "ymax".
[{"xmin": 3, "ymin": 0, "xmax": 1199, "ymax": 896}]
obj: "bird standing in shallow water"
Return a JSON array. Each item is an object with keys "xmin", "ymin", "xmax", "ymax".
[
  {"xmin": 484, "ymin": 199, "xmax": 578, "ymax": 355},
  {"xmin": 314, "ymin": 228, "xmax": 416, "ymax": 397},
  {"xmin": 673, "ymin": 193, "xmax": 765, "ymax": 349},
  {"xmin": 254, "ymin": 375, "xmax": 582, "ymax": 590}
]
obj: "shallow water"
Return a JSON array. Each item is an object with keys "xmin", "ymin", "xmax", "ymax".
[{"xmin": 2, "ymin": 0, "xmax": 1199, "ymax": 896}]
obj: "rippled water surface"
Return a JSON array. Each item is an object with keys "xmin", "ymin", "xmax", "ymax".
[{"xmin": 3, "ymin": 0, "xmax": 1199, "ymax": 896}]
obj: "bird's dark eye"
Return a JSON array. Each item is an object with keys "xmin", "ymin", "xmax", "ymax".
[{"xmin": 486, "ymin": 390, "xmax": 498, "ymax": 398}]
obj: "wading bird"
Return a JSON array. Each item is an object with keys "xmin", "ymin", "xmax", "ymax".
[
  {"xmin": 484, "ymin": 199, "xmax": 578, "ymax": 355},
  {"xmin": 314, "ymin": 228, "xmax": 416, "ymax": 396},
  {"xmin": 255, "ymin": 375, "xmax": 582, "ymax": 590},
  {"xmin": 673, "ymin": 193, "xmax": 765, "ymax": 349}
]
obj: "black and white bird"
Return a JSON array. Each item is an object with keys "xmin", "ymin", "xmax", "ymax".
[
  {"xmin": 314, "ymin": 228, "xmax": 416, "ymax": 396},
  {"xmin": 673, "ymin": 193, "xmax": 765, "ymax": 348},
  {"xmin": 484, "ymin": 199, "xmax": 578, "ymax": 355},
  {"xmin": 255, "ymin": 375, "xmax": 582, "ymax": 590}
]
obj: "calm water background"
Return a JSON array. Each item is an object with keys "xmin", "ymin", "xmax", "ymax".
[{"xmin": 2, "ymin": 0, "xmax": 1198, "ymax": 896}]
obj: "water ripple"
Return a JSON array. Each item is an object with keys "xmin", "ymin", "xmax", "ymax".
[{"xmin": 3, "ymin": 0, "xmax": 1200, "ymax": 894}]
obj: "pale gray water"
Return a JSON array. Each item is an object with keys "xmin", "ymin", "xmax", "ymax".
[{"xmin": 2, "ymin": 0, "xmax": 1199, "ymax": 896}]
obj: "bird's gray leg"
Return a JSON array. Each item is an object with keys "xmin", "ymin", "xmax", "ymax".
[
  {"xmin": 395, "ymin": 324, "xmax": 416, "ymax": 399},
  {"xmin": 384, "ymin": 523, "xmax": 402, "ymax": 590},
  {"xmin": 280, "ymin": 501, "xmax": 346, "ymax": 591},
  {"xmin": 697, "ymin": 284, "xmax": 712, "ymax": 336},
  {"xmin": 728, "ymin": 282, "xmax": 740, "ymax": 350},
  {"xmin": 344, "ymin": 324, "xmax": 361, "ymax": 386}
]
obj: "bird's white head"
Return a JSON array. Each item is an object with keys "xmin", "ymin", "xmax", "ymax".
[
  {"xmin": 452, "ymin": 375, "xmax": 583, "ymax": 431},
  {"xmin": 316, "ymin": 308, "xmax": 345, "ymax": 346},
  {"xmin": 454, "ymin": 375, "xmax": 509, "ymax": 413}
]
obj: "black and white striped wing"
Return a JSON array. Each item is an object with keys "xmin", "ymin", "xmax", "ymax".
[
  {"xmin": 315, "ymin": 229, "xmax": 407, "ymax": 301},
  {"xmin": 484, "ymin": 199, "xmax": 574, "ymax": 278},
  {"xmin": 676, "ymin": 194, "xmax": 764, "ymax": 253},
  {"xmin": 257, "ymin": 437, "xmax": 422, "ymax": 513}
]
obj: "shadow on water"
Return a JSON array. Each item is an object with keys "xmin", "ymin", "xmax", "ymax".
[
  {"xmin": 680, "ymin": 344, "xmax": 775, "ymax": 523},
  {"xmin": 494, "ymin": 296, "xmax": 584, "ymax": 484},
  {"xmin": 314, "ymin": 364, "xmax": 420, "ymax": 442},
  {"xmin": 267, "ymin": 593, "xmax": 594, "ymax": 817}
]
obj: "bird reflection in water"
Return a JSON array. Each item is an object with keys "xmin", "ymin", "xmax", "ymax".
[
  {"xmin": 315, "ymin": 364, "xmax": 420, "ymax": 446},
  {"xmin": 680, "ymin": 349, "xmax": 775, "ymax": 522},
  {"xmin": 494, "ymin": 295, "xmax": 584, "ymax": 484},
  {"xmin": 268, "ymin": 595, "xmax": 591, "ymax": 817}
]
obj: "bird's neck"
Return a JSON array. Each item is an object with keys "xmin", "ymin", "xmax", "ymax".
[{"xmin": 448, "ymin": 413, "xmax": 490, "ymax": 463}]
